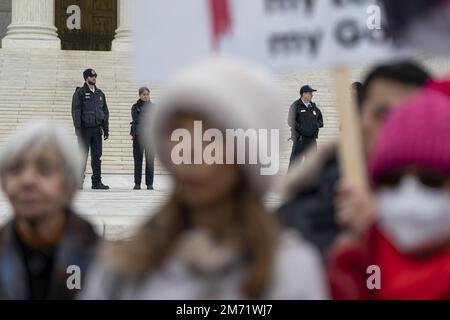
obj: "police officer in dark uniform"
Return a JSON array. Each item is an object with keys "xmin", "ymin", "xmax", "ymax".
[
  {"xmin": 288, "ymin": 85, "xmax": 323, "ymax": 167},
  {"xmin": 130, "ymin": 87, "xmax": 155, "ymax": 190},
  {"xmin": 72, "ymin": 68, "xmax": 110, "ymax": 190}
]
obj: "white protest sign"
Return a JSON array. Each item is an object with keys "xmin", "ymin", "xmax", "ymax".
[
  {"xmin": 219, "ymin": 0, "xmax": 394, "ymax": 68},
  {"xmin": 131, "ymin": 0, "xmax": 401, "ymax": 84}
]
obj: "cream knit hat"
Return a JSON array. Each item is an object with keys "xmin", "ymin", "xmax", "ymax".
[{"xmin": 143, "ymin": 57, "xmax": 285, "ymax": 194}]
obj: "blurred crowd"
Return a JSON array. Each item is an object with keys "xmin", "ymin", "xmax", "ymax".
[{"xmin": 0, "ymin": 56, "xmax": 449, "ymax": 300}]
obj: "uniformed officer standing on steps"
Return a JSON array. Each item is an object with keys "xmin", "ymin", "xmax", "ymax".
[
  {"xmin": 72, "ymin": 68, "xmax": 110, "ymax": 190},
  {"xmin": 130, "ymin": 87, "xmax": 155, "ymax": 190},
  {"xmin": 288, "ymin": 85, "xmax": 323, "ymax": 168}
]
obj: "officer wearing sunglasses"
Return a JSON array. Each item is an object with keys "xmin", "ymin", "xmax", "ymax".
[{"xmin": 71, "ymin": 68, "xmax": 110, "ymax": 190}]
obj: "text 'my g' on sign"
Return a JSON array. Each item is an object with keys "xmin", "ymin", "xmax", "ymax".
[{"xmin": 131, "ymin": 0, "xmax": 403, "ymax": 84}]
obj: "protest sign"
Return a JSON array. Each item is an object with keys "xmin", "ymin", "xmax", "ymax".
[{"xmin": 131, "ymin": 0, "xmax": 399, "ymax": 83}]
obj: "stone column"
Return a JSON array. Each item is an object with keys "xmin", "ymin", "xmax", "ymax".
[
  {"xmin": 111, "ymin": 0, "xmax": 132, "ymax": 51},
  {"xmin": 0, "ymin": 0, "xmax": 12, "ymax": 46},
  {"xmin": 1, "ymin": 0, "xmax": 60, "ymax": 49}
]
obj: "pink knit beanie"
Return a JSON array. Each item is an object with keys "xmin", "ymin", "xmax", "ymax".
[{"xmin": 369, "ymin": 79, "xmax": 450, "ymax": 184}]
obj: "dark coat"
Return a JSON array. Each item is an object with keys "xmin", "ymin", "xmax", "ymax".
[
  {"xmin": 72, "ymin": 83, "xmax": 110, "ymax": 133},
  {"xmin": 130, "ymin": 99, "xmax": 152, "ymax": 136},
  {"xmin": 0, "ymin": 212, "xmax": 99, "ymax": 299},
  {"xmin": 288, "ymin": 99, "xmax": 323, "ymax": 140},
  {"xmin": 277, "ymin": 143, "xmax": 341, "ymax": 260}
]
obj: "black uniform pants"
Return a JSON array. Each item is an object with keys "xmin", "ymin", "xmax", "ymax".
[
  {"xmin": 289, "ymin": 136, "xmax": 317, "ymax": 169},
  {"xmin": 78, "ymin": 127, "xmax": 103, "ymax": 184},
  {"xmin": 133, "ymin": 136, "xmax": 155, "ymax": 186}
]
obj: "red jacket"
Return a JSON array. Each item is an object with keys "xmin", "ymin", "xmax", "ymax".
[{"xmin": 328, "ymin": 226, "xmax": 450, "ymax": 300}]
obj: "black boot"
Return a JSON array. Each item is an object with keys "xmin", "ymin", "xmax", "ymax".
[
  {"xmin": 92, "ymin": 181, "xmax": 110, "ymax": 190},
  {"xmin": 147, "ymin": 185, "xmax": 154, "ymax": 190},
  {"xmin": 133, "ymin": 184, "xmax": 141, "ymax": 190}
]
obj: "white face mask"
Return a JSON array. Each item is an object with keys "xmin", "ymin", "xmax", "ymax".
[{"xmin": 377, "ymin": 175, "xmax": 450, "ymax": 253}]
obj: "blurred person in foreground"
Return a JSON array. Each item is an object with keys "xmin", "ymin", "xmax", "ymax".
[
  {"xmin": 328, "ymin": 80, "xmax": 450, "ymax": 299},
  {"xmin": 0, "ymin": 121, "xmax": 99, "ymax": 299},
  {"xmin": 277, "ymin": 61, "xmax": 432, "ymax": 260},
  {"xmin": 81, "ymin": 57, "xmax": 328, "ymax": 300}
]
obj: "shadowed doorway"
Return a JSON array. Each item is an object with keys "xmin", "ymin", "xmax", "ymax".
[{"xmin": 55, "ymin": 0, "xmax": 117, "ymax": 51}]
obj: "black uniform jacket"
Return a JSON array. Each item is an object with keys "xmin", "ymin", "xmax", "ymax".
[
  {"xmin": 130, "ymin": 99, "xmax": 153, "ymax": 136},
  {"xmin": 72, "ymin": 83, "xmax": 109, "ymax": 133},
  {"xmin": 288, "ymin": 99, "xmax": 323, "ymax": 141}
]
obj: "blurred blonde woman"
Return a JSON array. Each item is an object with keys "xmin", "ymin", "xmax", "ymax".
[{"xmin": 82, "ymin": 58, "xmax": 328, "ymax": 300}]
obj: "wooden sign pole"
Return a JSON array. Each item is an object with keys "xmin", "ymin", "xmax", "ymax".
[{"xmin": 332, "ymin": 67, "xmax": 368, "ymax": 190}]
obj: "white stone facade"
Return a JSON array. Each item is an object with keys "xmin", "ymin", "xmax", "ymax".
[
  {"xmin": 1, "ymin": 0, "xmax": 132, "ymax": 50},
  {"xmin": 111, "ymin": 0, "xmax": 132, "ymax": 51}
]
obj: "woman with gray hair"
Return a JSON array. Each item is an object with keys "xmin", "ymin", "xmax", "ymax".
[{"xmin": 0, "ymin": 120, "xmax": 99, "ymax": 299}]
